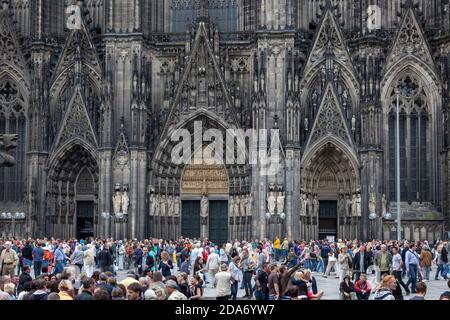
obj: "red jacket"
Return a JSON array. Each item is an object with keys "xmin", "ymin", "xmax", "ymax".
[{"xmin": 355, "ymin": 280, "xmax": 372, "ymax": 293}]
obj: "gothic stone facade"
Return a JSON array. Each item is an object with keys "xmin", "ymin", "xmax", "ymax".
[{"xmin": 1, "ymin": 0, "xmax": 450, "ymax": 242}]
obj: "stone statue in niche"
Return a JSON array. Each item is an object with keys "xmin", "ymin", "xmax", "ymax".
[
  {"xmin": 153, "ymin": 194, "xmax": 161, "ymax": 216},
  {"xmin": 234, "ymin": 196, "xmax": 240, "ymax": 217},
  {"xmin": 229, "ymin": 196, "xmax": 235, "ymax": 216},
  {"xmin": 160, "ymin": 195, "xmax": 167, "ymax": 216},
  {"xmin": 300, "ymin": 192, "xmax": 307, "ymax": 216},
  {"xmin": 200, "ymin": 194, "xmax": 209, "ymax": 218},
  {"xmin": 167, "ymin": 195, "xmax": 174, "ymax": 216},
  {"xmin": 174, "ymin": 196, "xmax": 181, "ymax": 217},
  {"xmin": 113, "ymin": 185, "xmax": 122, "ymax": 214},
  {"xmin": 121, "ymin": 185, "xmax": 129, "ymax": 215},
  {"xmin": 356, "ymin": 194, "xmax": 362, "ymax": 217},
  {"xmin": 277, "ymin": 192, "xmax": 285, "ymax": 214},
  {"xmin": 246, "ymin": 195, "xmax": 253, "ymax": 216},
  {"xmin": 240, "ymin": 195, "xmax": 247, "ymax": 216},
  {"xmin": 351, "ymin": 194, "xmax": 357, "ymax": 216},
  {"xmin": 313, "ymin": 195, "xmax": 319, "ymax": 217},
  {"xmin": 267, "ymin": 191, "xmax": 276, "ymax": 215}
]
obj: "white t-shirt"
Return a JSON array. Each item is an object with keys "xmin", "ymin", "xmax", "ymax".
[
  {"xmin": 215, "ymin": 271, "xmax": 231, "ymax": 297},
  {"xmin": 392, "ymin": 253, "xmax": 402, "ymax": 271}
]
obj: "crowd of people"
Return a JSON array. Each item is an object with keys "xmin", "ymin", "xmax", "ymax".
[{"xmin": 0, "ymin": 236, "xmax": 449, "ymax": 300}]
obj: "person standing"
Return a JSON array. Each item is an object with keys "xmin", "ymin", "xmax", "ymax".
[
  {"xmin": 273, "ymin": 237, "xmax": 281, "ymax": 262},
  {"xmin": 405, "ymin": 243, "xmax": 420, "ymax": 293},
  {"xmin": 158, "ymin": 251, "xmax": 173, "ymax": 278},
  {"xmin": 70, "ymin": 245, "xmax": 84, "ymax": 274},
  {"xmin": 255, "ymin": 245, "xmax": 265, "ymax": 277},
  {"xmin": 255, "ymin": 263, "xmax": 270, "ymax": 300},
  {"xmin": 98, "ymin": 244, "xmax": 113, "ymax": 273},
  {"xmin": 419, "ymin": 246, "xmax": 432, "ymax": 282},
  {"xmin": 21, "ymin": 241, "xmax": 33, "ymax": 268},
  {"xmin": 352, "ymin": 245, "xmax": 369, "ymax": 281},
  {"xmin": 53, "ymin": 243, "xmax": 69, "ymax": 275},
  {"xmin": 374, "ymin": 244, "xmax": 392, "ymax": 280},
  {"xmin": 205, "ymin": 248, "xmax": 220, "ymax": 288},
  {"xmin": 323, "ymin": 243, "xmax": 337, "ymax": 278},
  {"xmin": 31, "ymin": 241, "xmax": 44, "ymax": 277},
  {"xmin": 337, "ymin": 247, "xmax": 352, "ymax": 283},
  {"xmin": 240, "ymin": 248, "xmax": 255, "ymax": 298},
  {"xmin": 391, "ymin": 246, "xmax": 410, "ymax": 295},
  {"xmin": 214, "ymin": 264, "xmax": 231, "ymax": 300},
  {"xmin": 268, "ymin": 264, "xmax": 280, "ymax": 300},
  {"xmin": 83, "ymin": 244, "xmax": 96, "ymax": 277},
  {"xmin": 228, "ymin": 256, "xmax": 240, "ymax": 300},
  {"xmin": 0, "ymin": 241, "xmax": 19, "ymax": 277},
  {"xmin": 441, "ymin": 242, "xmax": 449, "ymax": 280}
]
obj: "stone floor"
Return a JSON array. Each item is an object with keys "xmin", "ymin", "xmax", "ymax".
[{"xmin": 112, "ymin": 266, "xmax": 449, "ymax": 300}]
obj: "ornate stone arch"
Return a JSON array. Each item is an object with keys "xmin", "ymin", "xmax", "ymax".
[
  {"xmin": 149, "ymin": 109, "xmax": 251, "ymax": 239},
  {"xmin": 301, "ymin": 135, "xmax": 360, "ymax": 193}
]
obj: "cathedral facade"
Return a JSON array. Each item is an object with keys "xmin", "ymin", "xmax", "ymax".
[{"xmin": 1, "ymin": 0, "xmax": 450, "ymax": 243}]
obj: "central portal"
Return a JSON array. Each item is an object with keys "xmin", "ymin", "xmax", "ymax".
[
  {"xmin": 180, "ymin": 146, "xmax": 229, "ymax": 243},
  {"xmin": 302, "ymin": 141, "xmax": 360, "ymax": 240}
]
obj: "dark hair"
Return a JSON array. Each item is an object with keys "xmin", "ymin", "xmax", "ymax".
[
  {"xmin": 448, "ymin": 279, "xmax": 450, "ymax": 289},
  {"xmin": 415, "ymin": 282, "xmax": 427, "ymax": 294},
  {"xmin": 93, "ymin": 288, "xmax": 110, "ymax": 300},
  {"xmin": 91, "ymin": 271, "xmax": 100, "ymax": 282},
  {"xmin": 23, "ymin": 265, "xmax": 31, "ymax": 273},
  {"xmin": 153, "ymin": 271, "xmax": 163, "ymax": 282},
  {"xmin": 82, "ymin": 278, "xmax": 95, "ymax": 289},
  {"xmin": 117, "ymin": 284, "xmax": 127, "ymax": 297},
  {"xmin": 439, "ymin": 292, "xmax": 450, "ymax": 300},
  {"xmin": 111, "ymin": 287, "xmax": 124, "ymax": 299},
  {"xmin": 23, "ymin": 281, "xmax": 32, "ymax": 292},
  {"xmin": 192, "ymin": 274, "xmax": 203, "ymax": 286},
  {"xmin": 34, "ymin": 278, "xmax": 47, "ymax": 290},
  {"xmin": 127, "ymin": 283, "xmax": 143, "ymax": 294}
]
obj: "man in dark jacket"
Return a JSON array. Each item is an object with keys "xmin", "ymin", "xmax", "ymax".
[
  {"xmin": 98, "ymin": 245, "xmax": 113, "ymax": 272},
  {"xmin": 137, "ymin": 247, "xmax": 154, "ymax": 276},
  {"xmin": 21, "ymin": 241, "xmax": 33, "ymax": 267},
  {"xmin": 76, "ymin": 278, "xmax": 95, "ymax": 300},
  {"xmin": 17, "ymin": 265, "xmax": 33, "ymax": 293},
  {"xmin": 352, "ymin": 245, "xmax": 370, "ymax": 281}
]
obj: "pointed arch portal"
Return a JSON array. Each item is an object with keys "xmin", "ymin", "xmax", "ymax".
[
  {"xmin": 302, "ymin": 140, "xmax": 360, "ymax": 240},
  {"xmin": 180, "ymin": 146, "xmax": 230, "ymax": 245}
]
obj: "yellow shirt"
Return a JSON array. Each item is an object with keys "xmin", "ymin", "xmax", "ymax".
[{"xmin": 274, "ymin": 238, "xmax": 281, "ymax": 249}]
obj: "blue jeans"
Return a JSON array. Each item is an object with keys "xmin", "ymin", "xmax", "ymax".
[
  {"xmin": 274, "ymin": 249, "xmax": 280, "ymax": 261},
  {"xmin": 406, "ymin": 264, "xmax": 418, "ymax": 293},
  {"xmin": 33, "ymin": 261, "xmax": 42, "ymax": 277},
  {"xmin": 54, "ymin": 261, "xmax": 64, "ymax": 275},
  {"xmin": 230, "ymin": 280, "xmax": 238, "ymax": 300},
  {"xmin": 23, "ymin": 258, "xmax": 32, "ymax": 267}
]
